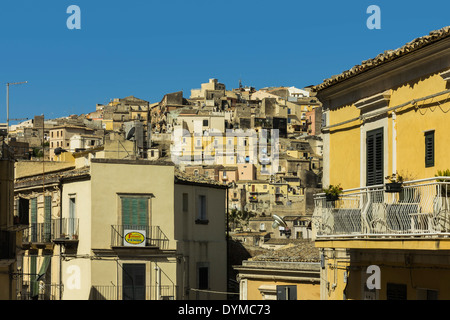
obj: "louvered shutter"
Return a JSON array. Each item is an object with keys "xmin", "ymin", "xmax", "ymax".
[
  {"xmin": 31, "ymin": 198, "xmax": 37, "ymax": 242},
  {"xmin": 122, "ymin": 197, "xmax": 132, "ymax": 226},
  {"xmin": 367, "ymin": 128, "xmax": 384, "ymax": 186},
  {"xmin": 44, "ymin": 196, "xmax": 52, "ymax": 242},
  {"xmin": 122, "ymin": 197, "xmax": 148, "ymax": 227},
  {"xmin": 425, "ymin": 131, "xmax": 435, "ymax": 168}
]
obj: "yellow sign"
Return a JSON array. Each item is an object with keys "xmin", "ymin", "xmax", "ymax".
[{"xmin": 124, "ymin": 231, "xmax": 145, "ymax": 246}]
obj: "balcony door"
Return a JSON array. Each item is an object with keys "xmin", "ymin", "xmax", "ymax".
[{"xmin": 122, "ymin": 263, "xmax": 146, "ymax": 300}]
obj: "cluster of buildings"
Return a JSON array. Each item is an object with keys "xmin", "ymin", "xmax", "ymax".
[
  {"xmin": 1, "ymin": 25, "xmax": 450, "ymax": 300},
  {"xmin": 0, "ymin": 76, "xmax": 323, "ymax": 301}
]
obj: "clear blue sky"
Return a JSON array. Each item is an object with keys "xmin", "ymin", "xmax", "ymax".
[{"xmin": 0, "ymin": 0, "xmax": 449, "ymax": 123}]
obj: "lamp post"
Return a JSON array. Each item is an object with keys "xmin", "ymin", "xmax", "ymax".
[{"xmin": 6, "ymin": 81, "xmax": 28, "ymax": 137}]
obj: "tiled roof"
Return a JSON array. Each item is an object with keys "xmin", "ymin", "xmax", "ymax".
[
  {"xmin": 249, "ymin": 240, "xmax": 320, "ymax": 262},
  {"xmin": 313, "ymin": 26, "xmax": 450, "ymax": 92}
]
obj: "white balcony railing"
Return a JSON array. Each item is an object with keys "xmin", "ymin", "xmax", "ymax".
[{"xmin": 314, "ymin": 178, "xmax": 450, "ymax": 238}]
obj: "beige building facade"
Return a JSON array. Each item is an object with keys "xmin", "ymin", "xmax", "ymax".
[{"xmin": 14, "ymin": 159, "xmax": 228, "ymax": 300}]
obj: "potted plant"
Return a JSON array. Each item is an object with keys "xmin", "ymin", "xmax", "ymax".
[
  {"xmin": 323, "ymin": 184, "xmax": 343, "ymax": 202},
  {"xmin": 435, "ymin": 169, "xmax": 450, "ymax": 197},
  {"xmin": 385, "ymin": 172, "xmax": 404, "ymax": 193}
]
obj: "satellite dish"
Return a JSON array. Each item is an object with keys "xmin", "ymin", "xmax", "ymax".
[
  {"xmin": 272, "ymin": 214, "xmax": 287, "ymax": 229},
  {"xmin": 126, "ymin": 127, "xmax": 136, "ymax": 140}
]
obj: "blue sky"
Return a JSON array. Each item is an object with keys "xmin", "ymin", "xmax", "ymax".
[{"xmin": 0, "ymin": 0, "xmax": 449, "ymax": 123}]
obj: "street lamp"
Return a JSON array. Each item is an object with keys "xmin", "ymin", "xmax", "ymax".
[{"xmin": 6, "ymin": 81, "xmax": 28, "ymax": 137}]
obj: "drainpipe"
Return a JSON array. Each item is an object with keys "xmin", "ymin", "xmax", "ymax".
[
  {"xmin": 155, "ymin": 265, "xmax": 161, "ymax": 300},
  {"xmin": 226, "ymin": 185, "xmax": 229, "ymax": 298},
  {"xmin": 59, "ymin": 179, "xmax": 63, "ymax": 300},
  {"xmin": 392, "ymin": 111, "xmax": 397, "ymax": 175}
]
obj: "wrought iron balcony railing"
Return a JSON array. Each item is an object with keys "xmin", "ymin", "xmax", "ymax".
[
  {"xmin": 111, "ymin": 225, "xmax": 170, "ymax": 250},
  {"xmin": 22, "ymin": 218, "xmax": 79, "ymax": 244},
  {"xmin": 19, "ymin": 282, "xmax": 63, "ymax": 300},
  {"xmin": 90, "ymin": 285, "xmax": 176, "ymax": 300},
  {"xmin": 53, "ymin": 218, "xmax": 79, "ymax": 241},
  {"xmin": 314, "ymin": 178, "xmax": 450, "ymax": 238},
  {"xmin": 22, "ymin": 223, "xmax": 53, "ymax": 244}
]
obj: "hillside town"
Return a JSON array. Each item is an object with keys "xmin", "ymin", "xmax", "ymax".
[{"xmin": 1, "ymin": 25, "xmax": 450, "ymax": 300}]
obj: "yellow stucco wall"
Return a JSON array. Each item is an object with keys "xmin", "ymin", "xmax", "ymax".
[
  {"xmin": 246, "ymin": 279, "xmax": 320, "ymax": 300},
  {"xmin": 394, "ymin": 73, "xmax": 450, "ymax": 180},
  {"xmin": 327, "ymin": 72, "xmax": 450, "ymax": 189}
]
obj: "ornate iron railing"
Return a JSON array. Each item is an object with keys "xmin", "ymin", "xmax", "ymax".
[{"xmin": 314, "ymin": 178, "xmax": 450, "ymax": 238}]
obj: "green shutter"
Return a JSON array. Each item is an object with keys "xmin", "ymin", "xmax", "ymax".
[
  {"xmin": 122, "ymin": 198, "xmax": 131, "ymax": 226},
  {"xmin": 44, "ymin": 196, "xmax": 52, "ymax": 242},
  {"xmin": 425, "ymin": 131, "xmax": 435, "ymax": 168},
  {"xmin": 31, "ymin": 198, "xmax": 37, "ymax": 242},
  {"xmin": 138, "ymin": 198, "xmax": 147, "ymax": 226},
  {"xmin": 31, "ymin": 198, "xmax": 37, "ymax": 223},
  {"xmin": 30, "ymin": 256, "xmax": 38, "ymax": 298},
  {"xmin": 122, "ymin": 197, "xmax": 148, "ymax": 227}
]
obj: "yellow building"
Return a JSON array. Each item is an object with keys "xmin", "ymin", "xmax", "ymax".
[
  {"xmin": 313, "ymin": 26, "xmax": 450, "ymax": 300},
  {"xmin": 14, "ymin": 159, "xmax": 228, "ymax": 300},
  {"xmin": 0, "ymin": 142, "xmax": 24, "ymax": 300}
]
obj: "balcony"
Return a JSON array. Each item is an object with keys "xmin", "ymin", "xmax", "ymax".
[
  {"xmin": 52, "ymin": 218, "xmax": 79, "ymax": 248},
  {"xmin": 314, "ymin": 178, "xmax": 450, "ymax": 239},
  {"xmin": 90, "ymin": 285, "xmax": 177, "ymax": 300},
  {"xmin": 22, "ymin": 219, "xmax": 79, "ymax": 249},
  {"xmin": 22, "ymin": 223, "xmax": 53, "ymax": 249},
  {"xmin": 111, "ymin": 225, "xmax": 170, "ymax": 251},
  {"xmin": 19, "ymin": 282, "xmax": 63, "ymax": 300}
]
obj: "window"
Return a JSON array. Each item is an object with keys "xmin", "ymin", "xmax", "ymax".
[
  {"xmin": 196, "ymin": 195, "xmax": 207, "ymax": 222},
  {"xmin": 417, "ymin": 288, "xmax": 438, "ymax": 300},
  {"xmin": 366, "ymin": 128, "xmax": 384, "ymax": 186},
  {"xmin": 123, "ymin": 264, "xmax": 146, "ymax": 300},
  {"xmin": 425, "ymin": 130, "xmax": 435, "ymax": 167},
  {"xmin": 276, "ymin": 285, "xmax": 297, "ymax": 300},
  {"xmin": 18, "ymin": 198, "xmax": 29, "ymax": 225},
  {"xmin": 69, "ymin": 197, "xmax": 76, "ymax": 236},
  {"xmin": 182, "ymin": 193, "xmax": 189, "ymax": 212},
  {"xmin": 203, "ymin": 119, "xmax": 208, "ymax": 127},
  {"xmin": 121, "ymin": 197, "xmax": 149, "ymax": 227},
  {"xmin": 386, "ymin": 283, "xmax": 407, "ymax": 300},
  {"xmin": 197, "ymin": 264, "xmax": 209, "ymax": 290}
]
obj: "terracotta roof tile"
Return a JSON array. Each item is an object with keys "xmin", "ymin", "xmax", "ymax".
[{"xmin": 314, "ymin": 26, "xmax": 450, "ymax": 92}]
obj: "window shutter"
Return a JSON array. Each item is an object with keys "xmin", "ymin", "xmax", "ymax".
[
  {"xmin": 367, "ymin": 128, "xmax": 384, "ymax": 186},
  {"xmin": 122, "ymin": 197, "xmax": 148, "ymax": 227},
  {"xmin": 31, "ymin": 198, "xmax": 37, "ymax": 242},
  {"xmin": 122, "ymin": 198, "xmax": 131, "ymax": 226},
  {"xmin": 137, "ymin": 198, "xmax": 147, "ymax": 226},
  {"xmin": 425, "ymin": 131, "xmax": 435, "ymax": 167},
  {"xmin": 44, "ymin": 196, "xmax": 52, "ymax": 241}
]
